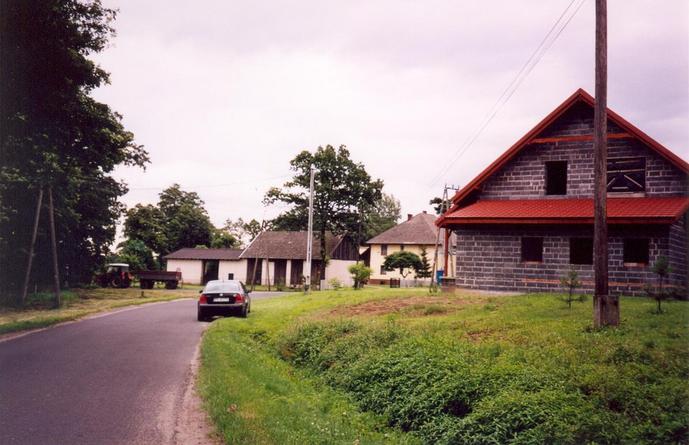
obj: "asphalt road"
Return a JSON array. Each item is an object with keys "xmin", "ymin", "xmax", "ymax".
[{"xmin": 0, "ymin": 292, "xmax": 286, "ymax": 445}]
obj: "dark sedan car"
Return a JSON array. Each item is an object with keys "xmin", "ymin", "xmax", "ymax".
[{"xmin": 197, "ymin": 280, "xmax": 251, "ymax": 321}]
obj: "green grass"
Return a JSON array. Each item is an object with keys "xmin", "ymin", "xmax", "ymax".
[
  {"xmin": 200, "ymin": 288, "xmax": 689, "ymax": 444},
  {"xmin": 0, "ymin": 286, "xmax": 199, "ymax": 335}
]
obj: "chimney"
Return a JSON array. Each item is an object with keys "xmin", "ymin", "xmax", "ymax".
[
  {"xmin": 422, "ymin": 210, "xmax": 427, "ymax": 214},
  {"xmin": 407, "ymin": 214, "xmax": 413, "ymax": 221}
]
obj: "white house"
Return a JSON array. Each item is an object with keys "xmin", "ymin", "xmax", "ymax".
[{"xmin": 164, "ymin": 248, "xmax": 246, "ymax": 285}]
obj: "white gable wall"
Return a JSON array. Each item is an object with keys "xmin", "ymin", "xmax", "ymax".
[
  {"xmin": 166, "ymin": 259, "xmax": 202, "ymax": 285},
  {"xmin": 218, "ymin": 259, "xmax": 248, "ymax": 282}
]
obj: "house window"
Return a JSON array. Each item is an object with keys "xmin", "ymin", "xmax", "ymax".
[
  {"xmin": 623, "ymin": 238, "xmax": 649, "ymax": 265},
  {"xmin": 381, "ymin": 244, "xmax": 387, "ymax": 255},
  {"xmin": 570, "ymin": 238, "xmax": 593, "ymax": 265},
  {"xmin": 521, "ymin": 237, "xmax": 543, "ymax": 263},
  {"xmin": 607, "ymin": 157, "xmax": 645, "ymax": 193},
  {"xmin": 400, "ymin": 245, "xmax": 405, "ymax": 251},
  {"xmin": 380, "ymin": 265, "xmax": 387, "ymax": 275},
  {"xmin": 545, "ymin": 161, "xmax": 567, "ymax": 195}
]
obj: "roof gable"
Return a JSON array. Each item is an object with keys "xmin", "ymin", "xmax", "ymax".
[
  {"xmin": 367, "ymin": 212, "xmax": 438, "ymax": 245},
  {"xmin": 164, "ymin": 248, "xmax": 244, "ymax": 261},
  {"xmin": 445, "ymin": 89, "xmax": 689, "ymax": 214},
  {"xmin": 240, "ymin": 231, "xmax": 344, "ymax": 260}
]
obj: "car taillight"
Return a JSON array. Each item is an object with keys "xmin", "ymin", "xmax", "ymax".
[
  {"xmin": 235, "ymin": 294, "xmax": 244, "ymax": 303},
  {"xmin": 199, "ymin": 294, "xmax": 208, "ymax": 304}
]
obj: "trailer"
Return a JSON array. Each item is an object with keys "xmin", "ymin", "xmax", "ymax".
[{"xmin": 137, "ymin": 270, "xmax": 182, "ymax": 289}]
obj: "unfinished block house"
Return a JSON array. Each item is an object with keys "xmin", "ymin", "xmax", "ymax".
[{"xmin": 437, "ymin": 89, "xmax": 688, "ymax": 296}]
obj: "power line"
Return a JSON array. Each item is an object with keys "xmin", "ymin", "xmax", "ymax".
[{"xmin": 429, "ymin": 0, "xmax": 588, "ymax": 187}]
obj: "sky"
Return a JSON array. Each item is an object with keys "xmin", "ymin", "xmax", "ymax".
[{"xmin": 92, "ymin": 0, "xmax": 689, "ymax": 229}]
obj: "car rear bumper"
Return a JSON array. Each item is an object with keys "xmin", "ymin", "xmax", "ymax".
[{"xmin": 198, "ymin": 303, "xmax": 244, "ymax": 314}]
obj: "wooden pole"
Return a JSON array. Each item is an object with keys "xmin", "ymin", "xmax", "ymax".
[
  {"xmin": 443, "ymin": 229, "xmax": 451, "ymax": 276},
  {"xmin": 20, "ymin": 188, "xmax": 43, "ymax": 307},
  {"xmin": 593, "ymin": 0, "xmax": 619, "ymax": 327},
  {"xmin": 250, "ymin": 257, "xmax": 259, "ymax": 292},
  {"xmin": 48, "ymin": 187, "xmax": 61, "ymax": 308},
  {"xmin": 266, "ymin": 257, "xmax": 271, "ymax": 291}
]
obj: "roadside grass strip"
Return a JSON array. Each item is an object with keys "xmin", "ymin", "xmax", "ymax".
[
  {"xmin": 0, "ymin": 287, "xmax": 199, "ymax": 335},
  {"xmin": 199, "ymin": 314, "xmax": 418, "ymax": 444},
  {"xmin": 200, "ymin": 288, "xmax": 689, "ymax": 444}
]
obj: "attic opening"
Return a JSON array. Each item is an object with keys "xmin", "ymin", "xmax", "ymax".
[
  {"xmin": 545, "ymin": 161, "xmax": 567, "ymax": 195},
  {"xmin": 607, "ymin": 157, "xmax": 646, "ymax": 193}
]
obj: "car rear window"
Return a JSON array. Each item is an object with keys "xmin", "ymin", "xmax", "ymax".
[{"xmin": 204, "ymin": 282, "xmax": 241, "ymax": 293}]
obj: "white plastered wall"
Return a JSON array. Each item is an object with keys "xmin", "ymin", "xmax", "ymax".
[
  {"xmin": 166, "ymin": 259, "xmax": 203, "ymax": 284},
  {"xmin": 218, "ymin": 259, "xmax": 248, "ymax": 282},
  {"xmin": 369, "ymin": 244, "xmax": 440, "ymax": 280},
  {"xmin": 324, "ymin": 259, "xmax": 356, "ymax": 287}
]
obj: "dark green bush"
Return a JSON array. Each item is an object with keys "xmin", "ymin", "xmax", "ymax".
[{"xmin": 275, "ymin": 318, "xmax": 689, "ymax": 444}]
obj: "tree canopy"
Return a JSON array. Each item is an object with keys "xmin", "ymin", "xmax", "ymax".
[
  {"xmin": 363, "ymin": 193, "xmax": 401, "ymax": 241},
  {"xmin": 123, "ymin": 184, "xmax": 215, "ymax": 259},
  {"xmin": 265, "ymin": 145, "xmax": 383, "ymax": 275},
  {"xmin": 0, "ymin": 0, "xmax": 148, "ymax": 296},
  {"xmin": 382, "ymin": 251, "xmax": 423, "ymax": 278}
]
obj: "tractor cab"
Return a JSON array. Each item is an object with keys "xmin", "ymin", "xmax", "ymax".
[{"xmin": 96, "ymin": 263, "xmax": 132, "ymax": 288}]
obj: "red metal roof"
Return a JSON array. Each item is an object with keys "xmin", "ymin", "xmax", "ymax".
[
  {"xmin": 438, "ymin": 197, "xmax": 689, "ymax": 226},
  {"xmin": 446, "ymin": 89, "xmax": 689, "ymax": 212}
]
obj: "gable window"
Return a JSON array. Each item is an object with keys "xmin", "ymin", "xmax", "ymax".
[
  {"xmin": 380, "ymin": 265, "xmax": 387, "ymax": 275},
  {"xmin": 570, "ymin": 238, "xmax": 593, "ymax": 265},
  {"xmin": 545, "ymin": 161, "xmax": 567, "ymax": 195},
  {"xmin": 607, "ymin": 157, "xmax": 646, "ymax": 193},
  {"xmin": 381, "ymin": 244, "xmax": 387, "ymax": 255},
  {"xmin": 521, "ymin": 237, "xmax": 543, "ymax": 263},
  {"xmin": 623, "ymin": 238, "xmax": 649, "ymax": 265}
]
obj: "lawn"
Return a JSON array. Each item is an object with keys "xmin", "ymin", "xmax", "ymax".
[
  {"xmin": 199, "ymin": 287, "xmax": 689, "ymax": 444},
  {"xmin": 0, "ymin": 286, "xmax": 200, "ymax": 335}
]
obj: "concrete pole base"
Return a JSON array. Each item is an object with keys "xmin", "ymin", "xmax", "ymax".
[{"xmin": 593, "ymin": 294, "xmax": 620, "ymax": 328}]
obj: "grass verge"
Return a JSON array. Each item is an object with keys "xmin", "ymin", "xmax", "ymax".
[
  {"xmin": 0, "ymin": 286, "xmax": 199, "ymax": 335},
  {"xmin": 200, "ymin": 288, "xmax": 689, "ymax": 444}
]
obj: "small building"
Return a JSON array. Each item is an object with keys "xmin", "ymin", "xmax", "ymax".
[
  {"xmin": 437, "ymin": 89, "xmax": 689, "ymax": 296},
  {"xmin": 164, "ymin": 248, "xmax": 246, "ymax": 285},
  {"xmin": 240, "ymin": 231, "xmax": 359, "ymax": 287},
  {"xmin": 366, "ymin": 211, "xmax": 454, "ymax": 284}
]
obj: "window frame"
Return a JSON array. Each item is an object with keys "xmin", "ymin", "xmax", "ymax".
[
  {"xmin": 545, "ymin": 160, "xmax": 568, "ymax": 196},
  {"xmin": 607, "ymin": 157, "xmax": 646, "ymax": 193},
  {"xmin": 381, "ymin": 244, "xmax": 387, "ymax": 256},
  {"xmin": 623, "ymin": 238, "xmax": 650, "ymax": 266},
  {"xmin": 569, "ymin": 237, "xmax": 593, "ymax": 265},
  {"xmin": 521, "ymin": 237, "xmax": 544, "ymax": 263}
]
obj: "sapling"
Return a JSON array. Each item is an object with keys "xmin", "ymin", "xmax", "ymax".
[
  {"xmin": 647, "ymin": 256, "xmax": 672, "ymax": 314},
  {"xmin": 559, "ymin": 267, "xmax": 582, "ymax": 309}
]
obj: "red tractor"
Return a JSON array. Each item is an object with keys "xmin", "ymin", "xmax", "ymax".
[{"xmin": 95, "ymin": 263, "xmax": 133, "ymax": 288}]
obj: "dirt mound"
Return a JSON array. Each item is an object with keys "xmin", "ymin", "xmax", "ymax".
[{"xmin": 329, "ymin": 296, "xmax": 472, "ymax": 317}]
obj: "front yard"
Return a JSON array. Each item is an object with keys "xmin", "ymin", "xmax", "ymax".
[
  {"xmin": 0, "ymin": 286, "xmax": 199, "ymax": 335},
  {"xmin": 199, "ymin": 287, "xmax": 689, "ymax": 444}
]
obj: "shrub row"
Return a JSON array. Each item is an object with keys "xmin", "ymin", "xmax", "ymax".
[{"xmin": 276, "ymin": 319, "xmax": 689, "ymax": 444}]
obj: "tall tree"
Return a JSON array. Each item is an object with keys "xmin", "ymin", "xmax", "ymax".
[
  {"xmin": 0, "ymin": 0, "xmax": 148, "ymax": 296},
  {"xmin": 122, "ymin": 184, "xmax": 215, "ymax": 258},
  {"xmin": 265, "ymin": 145, "xmax": 383, "ymax": 276},
  {"xmin": 223, "ymin": 218, "xmax": 263, "ymax": 247},
  {"xmin": 363, "ymin": 193, "xmax": 401, "ymax": 241},
  {"xmin": 157, "ymin": 184, "xmax": 213, "ymax": 254}
]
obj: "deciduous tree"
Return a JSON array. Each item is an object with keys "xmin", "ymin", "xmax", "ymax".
[
  {"xmin": 382, "ymin": 251, "xmax": 423, "ymax": 278},
  {"xmin": 265, "ymin": 145, "xmax": 383, "ymax": 277},
  {"xmin": 0, "ymin": 0, "xmax": 148, "ymax": 296}
]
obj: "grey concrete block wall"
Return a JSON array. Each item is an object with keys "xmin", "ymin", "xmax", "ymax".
[
  {"xmin": 453, "ymin": 102, "xmax": 688, "ymax": 296},
  {"xmin": 480, "ymin": 105, "xmax": 688, "ymax": 200},
  {"xmin": 455, "ymin": 224, "xmax": 684, "ymax": 296}
]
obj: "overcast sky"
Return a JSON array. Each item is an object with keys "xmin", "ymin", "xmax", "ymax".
[{"xmin": 92, "ymin": 0, "xmax": 688, "ymax": 228}]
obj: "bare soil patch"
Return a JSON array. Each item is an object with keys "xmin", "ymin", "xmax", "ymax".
[{"xmin": 329, "ymin": 295, "xmax": 475, "ymax": 317}]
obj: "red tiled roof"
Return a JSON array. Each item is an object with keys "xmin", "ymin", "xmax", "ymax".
[
  {"xmin": 438, "ymin": 197, "xmax": 689, "ymax": 226},
  {"xmin": 446, "ymin": 89, "xmax": 689, "ymax": 212}
]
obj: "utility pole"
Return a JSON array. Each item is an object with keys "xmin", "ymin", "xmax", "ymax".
[
  {"xmin": 21, "ymin": 188, "xmax": 43, "ymax": 307},
  {"xmin": 593, "ymin": 0, "xmax": 618, "ymax": 327},
  {"xmin": 305, "ymin": 164, "xmax": 315, "ymax": 293},
  {"xmin": 48, "ymin": 187, "xmax": 61, "ymax": 308}
]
